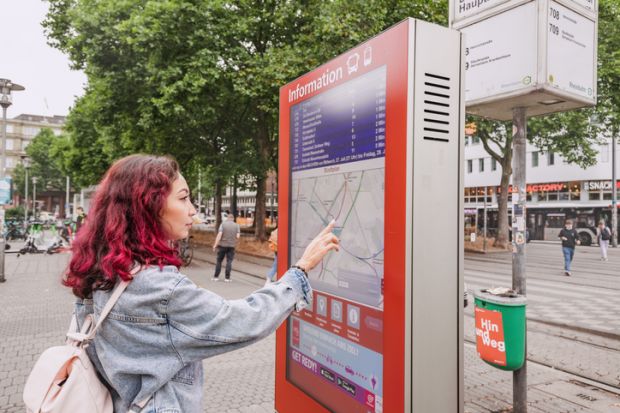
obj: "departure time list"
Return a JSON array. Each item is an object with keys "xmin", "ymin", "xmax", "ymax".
[{"xmin": 291, "ymin": 66, "xmax": 387, "ymax": 172}]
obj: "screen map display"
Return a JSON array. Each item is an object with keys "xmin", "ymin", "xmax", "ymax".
[{"xmin": 287, "ymin": 66, "xmax": 386, "ymax": 413}]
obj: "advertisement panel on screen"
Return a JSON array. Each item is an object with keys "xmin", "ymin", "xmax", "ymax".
[{"xmin": 288, "ymin": 66, "xmax": 386, "ymax": 413}]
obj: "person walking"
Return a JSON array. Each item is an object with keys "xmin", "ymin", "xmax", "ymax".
[
  {"xmin": 63, "ymin": 154, "xmax": 339, "ymax": 413},
  {"xmin": 266, "ymin": 228, "xmax": 278, "ymax": 285},
  {"xmin": 75, "ymin": 206, "xmax": 87, "ymax": 233},
  {"xmin": 212, "ymin": 213, "xmax": 241, "ymax": 282},
  {"xmin": 596, "ymin": 219, "xmax": 611, "ymax": 261},
  {"xmin": 559, "ymin": 219, "xmax": 580, "ymax": 276}
]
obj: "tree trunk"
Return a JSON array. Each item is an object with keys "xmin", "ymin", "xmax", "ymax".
[
  {"xmin": 214, "ymin": 182, "xmax": 222, "ymax": 232},
  {"xmin": 495, "ymin": 161, "xmax": 512, "ymax": 249},
  {"xmin": 253, "ymin": 112, "xmax": 272, "ymax": 241},
  {"xmin": 254, "ymin": 175, "xmax": 267, "ymax": 241},
  {"xmin": 231, "ymin": 175, "xmax": 238, "ymax": 219}
]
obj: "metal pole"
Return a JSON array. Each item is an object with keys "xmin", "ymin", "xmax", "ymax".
[
  {"xmin": 483, "ymin": 186, "xmax": 488, "ymax": 252},
  {"xmin": 32, "ymin": 177, "xmax": 37, "ymax": 219},
  {"xmin": 1, "ymin": 106, "xmax": 6, "ymax": 180},
  {"xmin": 612, "ymin": 135, "xmax": 617, "ymax": 247},
  {"xmin": 24, "ymin": 167, "xmax": 28, "ymax": 223},
  {"xmin": 0, "ymin": 106, "xmax": 6, "ymax": 283},
  {"xmin": 512, "ymin": 107, "xmax": 527, "ymax": 412},
  {"xmin": 66, "ymin": 176, "xmax": 70, "ymax": 219}
]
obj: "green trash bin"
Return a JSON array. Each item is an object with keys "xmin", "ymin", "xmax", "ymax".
[{"xmin": 474, "ymin": 289, "xmax": 526, "ymax": 371}]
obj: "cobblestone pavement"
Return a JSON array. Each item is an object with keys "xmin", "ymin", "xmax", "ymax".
[
  {"xmin": 1, "ymin": 251, "xmax": 620, "ymax": 412},
  {"xmin": 465, "ymin": 241, "xmax": 620, "ymax": 337}
]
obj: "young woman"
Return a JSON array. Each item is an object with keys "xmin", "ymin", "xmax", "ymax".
[
  {"xmin": 64, "ymin": 154, "xmax": 339, "ymax": 412},
  {"xmin": 596, "ymin": 219, "xmax": 611, "ymax": 261}
]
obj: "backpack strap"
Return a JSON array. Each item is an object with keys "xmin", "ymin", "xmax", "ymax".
[
  {"xmin": 67, "ymin": 266, "xmax": 142, "ymax": 343},
  {"xmin": 85, "ymin": 278, "xmax": 131, "ymax": 341}
]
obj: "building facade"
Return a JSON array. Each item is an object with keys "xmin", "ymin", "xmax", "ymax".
[
  {"xmin": 464, "ymin": 135, "xmax": 618, "ymax": 245},
  {"xmin": 5, "ymin": 114, "xmax": 65, "ymax": 174},
  {"xmin": 206, "ymin": 171, "xmax": 278, "ymax": 222},
  {"xmin": 4, "ymin": 114, "xmax": 71, "ymax": 216}
]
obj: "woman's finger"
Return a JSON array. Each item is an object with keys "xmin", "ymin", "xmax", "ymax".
[{"xmin": 318, "ymin": 220, "xmax": 336, "ymax": 237}]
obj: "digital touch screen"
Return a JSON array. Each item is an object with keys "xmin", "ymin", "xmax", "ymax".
[{"xmin": 287, "ymin": 66, "xmax": 386, "ymax": 413}]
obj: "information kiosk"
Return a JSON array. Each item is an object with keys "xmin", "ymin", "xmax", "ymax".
[{"xmin": 276, "ymin": 19, "xmax": 464, "ymax": 413}]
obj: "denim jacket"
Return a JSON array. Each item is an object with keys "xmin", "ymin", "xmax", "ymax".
[{"xmin": 74, "ymin": 265, "xmax": 312, "ymax": 413}]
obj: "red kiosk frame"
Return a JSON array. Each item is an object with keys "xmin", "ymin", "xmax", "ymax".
[{"xmin": 276, "ymin": 19, "xmax": 464, "ymax": 413}]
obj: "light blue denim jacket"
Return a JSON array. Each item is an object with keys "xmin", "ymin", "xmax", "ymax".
[{"xmin": 74, "ymin": 265, "xmax": 312, "ymax": 413}]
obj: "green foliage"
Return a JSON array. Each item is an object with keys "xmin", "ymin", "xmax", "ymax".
[
  {"xmin": 43, "ymin": 0, "xmax": 448, "ymax": 238},
  {"xmin": 5, "ymin": 206, "xmax": 25, "ymax": 221},
  {"xmin": 594, "ymin": 0, "xmax": 620, "ymax": 140},
  {"xmin": 12, "ymin": 129, "xmax": 69, "ymax": 197}
]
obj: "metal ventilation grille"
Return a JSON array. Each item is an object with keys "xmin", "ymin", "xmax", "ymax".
[{"xmin": 423, "ymin": 73, "xmax": 451, "ymax": 143}]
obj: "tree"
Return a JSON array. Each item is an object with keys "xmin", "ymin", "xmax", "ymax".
[
  {"xmin": 43, "ymin": 0, "xmax": 448, "ymax": 240},
  {"xmin": 596, "ymin": 0, "xmax": 620, "ymax": 137},
  {"xmin": 44, "ymin": 0, "xmax": 245, "ymax": 182},
  {"xmin": 217, "ymin": 0, "xmax": 447, "ymax": 239},
  {"xmin": 473, "ymin": 110, "xmax": 602, "ymax": 248}
]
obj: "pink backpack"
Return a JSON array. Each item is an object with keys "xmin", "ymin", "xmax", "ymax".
[{"xmin": 23, "ymin": 270, "xmax": 149, "ymax": 413}]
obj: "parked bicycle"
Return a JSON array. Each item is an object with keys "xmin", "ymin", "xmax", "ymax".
[
  {"xmin": 4, "ymin": 220, "xmax": 27, "ymax": 241},
  {"xmin": 16, "ymin": 220, "xmax": 70, "ymax": 256}
]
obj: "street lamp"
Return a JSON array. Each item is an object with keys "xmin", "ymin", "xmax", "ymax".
[
  {"xmin": 65, "ymin": 176, "xmax": 70, "ymax": 219},
  {"xmin": 612, "ymin": 135, "xmax": 617, "ymax": 247},
  {"xmin": 21, "ymin": 155, "xmax": 30, "ymax": 224},
  {"xmin": 32, "ymin": 176, "xmax": 38, "ymax": 220},
  {"xmin": 0, "ymin": 79, "xmax": 25, "ymax": 284}
]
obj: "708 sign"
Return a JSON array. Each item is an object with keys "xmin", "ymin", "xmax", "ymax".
[{"xmin": 549, "ymin": 6, "xmax": 560, "ymax": 36}]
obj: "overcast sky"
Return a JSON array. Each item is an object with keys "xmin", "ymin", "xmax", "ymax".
[{"xmin": 0, "ymin": 0, "xmax": 87, "ymax": 118}]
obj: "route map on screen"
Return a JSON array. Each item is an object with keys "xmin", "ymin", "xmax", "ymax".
[
  {"xmin": 289, "ymin": 66, "xmax": 386, "ymax": 309},
  {"xmin": 287, "ymin": 66, "xmax": 386, "ymax": 413}
]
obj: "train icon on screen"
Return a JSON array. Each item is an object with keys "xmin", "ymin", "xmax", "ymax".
[{"xmin": 347, "ymin": 53, "xmax": 360, "ymax": 74}]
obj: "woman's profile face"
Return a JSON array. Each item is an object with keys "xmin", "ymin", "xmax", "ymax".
[{"xmin": 160, "ymin": 174, "xmax": 196, "ymax": 241}]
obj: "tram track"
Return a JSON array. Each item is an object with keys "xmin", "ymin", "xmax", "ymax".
[{"xmin": 464, "ymin": 312, "xmax": 620, "ymax": 391}]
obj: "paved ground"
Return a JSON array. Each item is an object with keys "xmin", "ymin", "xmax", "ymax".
[
  {"xmin": 465, "ymin": 241, "xmax": 620, "ymax": 337},
  {"xmin": 1, "ymin": 247, "xmax": 619, "ymax": 412}
]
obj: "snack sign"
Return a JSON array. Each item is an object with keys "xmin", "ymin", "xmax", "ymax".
[{"xmin": 475, "ymin": 307, "xmax": 506, "ymax": 366}]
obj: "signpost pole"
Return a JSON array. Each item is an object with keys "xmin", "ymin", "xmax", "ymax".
[
  {"xmin": 512, "ymin": 107, "xmax": 527, "ymax": 412},
  {"xmin": 0, "ymin": 105, "xmax": 6, "ymax": 283},
  {"xmin": 483, "ymin": 186, "xmax": 488, "ymax": 253},
  {"xmin": 612, "ymin": 135, "xmax": 617, "ymax": 247},
  {"xmin": 65, "ymin": 176, "xmax": 71, "ymax": 219}
]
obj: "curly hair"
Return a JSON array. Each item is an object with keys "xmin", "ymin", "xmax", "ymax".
[{"xmin": 64, "ymin": 154, "xmax": 183, "ymax": 298}]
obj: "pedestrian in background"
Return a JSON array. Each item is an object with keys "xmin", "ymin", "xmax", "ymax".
[
  {"xmin": 266, "ymin": 228, "xmax": 278, "ymax": 285},
  {"xmin": 63, "ymin": 154, "xmax": 339, "ymax": 412},
  {"xmin": 559, "ymin": 219, "xmax": 580, "ymax": 276},
  {"xmin": 75, "ymin": 206, "xmax": 87, "ymax": 233},
  {"xmin": 596, "ymin": 219, "xmax": 611, "ymax": 261},
  {"xmin": 212, "ymin": 213, "xmax": 241, "ymax": 282}
]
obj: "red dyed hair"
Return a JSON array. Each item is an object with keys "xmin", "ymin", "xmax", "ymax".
[{"xmin": 64, "ymin": 154, "xmax": 182, "ymax": 298}]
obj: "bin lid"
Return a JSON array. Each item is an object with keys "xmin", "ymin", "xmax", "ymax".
[{"xmin": 474, "ymin": 288, "xmax": 527, "ymax": 306}]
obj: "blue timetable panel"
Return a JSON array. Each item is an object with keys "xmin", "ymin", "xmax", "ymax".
[{"xmin": 291, "ymin": 66, "xmax": 387, "ymax": 172}]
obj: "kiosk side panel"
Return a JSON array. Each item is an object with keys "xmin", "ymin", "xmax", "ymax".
[{"xmin": 410, "ymin": 20, "xmax": 464, "ymax": 413}]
